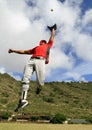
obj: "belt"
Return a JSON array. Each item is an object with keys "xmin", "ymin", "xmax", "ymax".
[{"xmin": 31, "ymin": 57, "xmax": 44, "ymax": 60}]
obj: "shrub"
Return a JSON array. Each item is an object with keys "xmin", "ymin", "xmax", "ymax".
[
  {"xmin": 43, "ymin": 96, "xmax": 54, "ymax": 103},
  {"xmin": 40, "ymin": 115, "xmax": 51, "ymax": 120},
  {"xmin": 1, "ymin": 112, "xmax": 11, "ymax": 120},
  {"xmin": 30, "ymin": 116, "xmax": 40, "ymax": 122},
  {"xmin": 50, "ymin": 113, "xmax": 66, "ymax": 124},
  {"xmin": 49, "ymin": 92, "xmax": 55, "ymax": 97},
  {"xmin": 0, "ymin": 98, "xmax": 8, "ymax": 104},
  {"xmin": 2, "ymin": 92, "xmax": 9, "ymax": 97},
  {"xmin": 86, "ymin": 118, "xmax": 92, "ymax": 124}
]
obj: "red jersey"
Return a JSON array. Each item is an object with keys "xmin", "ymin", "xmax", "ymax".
[{"xmin": 29, "ymin": 41, "xmax": 53, "ymax": 59}]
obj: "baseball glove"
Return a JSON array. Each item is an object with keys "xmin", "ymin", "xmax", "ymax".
[{"xmin": 47, "ymin": 24, "xmax": 57, "ymax": 31}]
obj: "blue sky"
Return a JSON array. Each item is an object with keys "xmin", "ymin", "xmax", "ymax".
[
  {"xmin": 0, "ymin": 0, "xmax": 92, "ymax": 82},
  {"xmin": 82, "ymin": 0, "xmax": 92, "ymax": 11}
]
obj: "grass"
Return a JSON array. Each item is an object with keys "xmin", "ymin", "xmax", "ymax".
[
  {"xmin": 0, "ymin": 123, "xmax": 92, "ymax": 130},
  {"xmin": 0, "ymin": 73, "xmax": 92, "ymax": 118}
]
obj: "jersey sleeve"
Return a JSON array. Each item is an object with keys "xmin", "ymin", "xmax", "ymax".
[
  {"xmin": 29, "ymin": 47, "xmax": 35, "ymax": 54},
  {"xmin": 47, "ymin": 41, "xmax": 53, "ymax": 48}
]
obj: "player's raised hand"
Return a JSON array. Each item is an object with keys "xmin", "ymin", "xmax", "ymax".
[{"xmin": 47, "ymin": 24, "xmax": 57, "ymax": 31}]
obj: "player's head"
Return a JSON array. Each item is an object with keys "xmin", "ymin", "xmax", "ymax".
[{"xmin": 39, "ymin": 40, "xmax": 47, "ymax": 45}]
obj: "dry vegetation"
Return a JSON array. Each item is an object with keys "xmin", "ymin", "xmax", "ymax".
[
  {"xmin": 0, "ymin": 123, "xmax": 92, "ymax": 130},
  {"xmin": 0, "ymin": 73, "xmax": 92, "ymax": 119}
]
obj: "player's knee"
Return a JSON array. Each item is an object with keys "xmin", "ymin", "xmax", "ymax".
[
  {"xmin": 39, "ymin": 81, "xmax": 44, "ymax": 87},
  {"xmin": 22, "ymin": 78, "xmax": 30, "ymax": 84},
  {"xmin": 22, "ymin": 83, "xmax": 29, "ymax": 91}
]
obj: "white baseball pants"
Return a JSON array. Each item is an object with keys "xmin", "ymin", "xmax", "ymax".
[{"xmin": 21, "ymin": 58, "xmax": 45, "ymax": 99}]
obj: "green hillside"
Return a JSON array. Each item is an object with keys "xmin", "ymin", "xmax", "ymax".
[{"xmin": 0, "ymin": 73, "xmax": 92, "ymax": 118}]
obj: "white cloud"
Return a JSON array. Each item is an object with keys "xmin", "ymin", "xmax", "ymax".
[
  {"xmin": 0, "ymin": 67, "xmax": 6, "ymax": 74},
  {"xmin": 60, "ymin": 61, "xmax": 92, "ymax": 81},
  {"xmin": 82, "ymin": 9, "xmax": 92, "ymax": 25},
  {"xmin": 74, "ymin": 34, "xmax": 92, "ymax": 61},
  {"xmin": 49, "ymin": 48, "xmax": 74, "ymax": 70},
  {"xmin": 8, "ymin": 72, "xmax": 21, "ymax": 81},
  {"xmin": 0, "ymin": 0, "xmax": 92, "ymax": 81}
]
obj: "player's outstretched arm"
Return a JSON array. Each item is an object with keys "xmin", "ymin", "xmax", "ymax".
[{"xmin": 8, "ymin": 49, "xmax": 31, "ymax": 54}]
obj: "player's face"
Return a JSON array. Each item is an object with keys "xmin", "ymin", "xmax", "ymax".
[{"xmin": 39, "ymin": 41, "xmax": 45, "ymax": 45}]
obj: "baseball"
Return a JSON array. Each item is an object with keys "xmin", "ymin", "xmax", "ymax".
[{"xmin": 51, "ymin": 9, "xmax": 53, "ymax": 12}]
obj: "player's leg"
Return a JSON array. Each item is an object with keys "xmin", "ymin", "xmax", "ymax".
[
  {"xmin": 21, "ymin": 62, "xmax": 34, "ymax": 100},
  {"xmin": 15, "ymin": 60, "xmax": 34, "ymax": 111},
  {"xmin": 35, "ymin": 59, "xmax": 45, "ymax": 94}
]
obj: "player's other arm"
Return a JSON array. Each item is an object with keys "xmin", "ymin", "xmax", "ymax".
[{"xmin": 8, "ymin": 49, "xmax": 31, "ymax": 54}]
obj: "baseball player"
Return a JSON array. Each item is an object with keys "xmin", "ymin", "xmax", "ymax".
[{"xmin": 8, "ymin": 24, "xmax": 57, "ymax": 112}]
